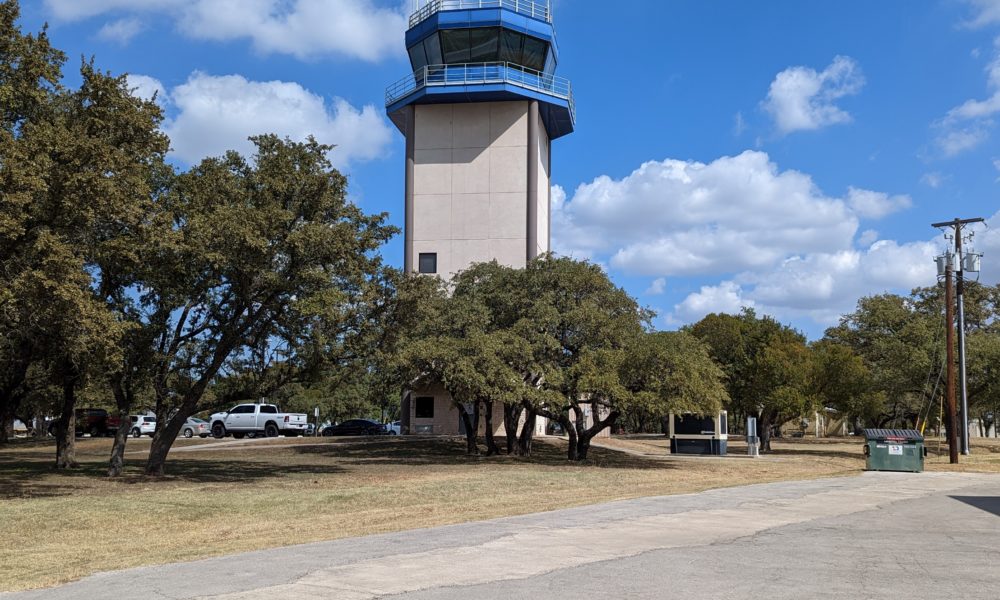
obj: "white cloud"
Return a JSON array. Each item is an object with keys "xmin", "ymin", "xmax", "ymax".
[
  {"xmin": 937, "ymin": 123, "xmax": 992, "ymax": 156},
  {"xmin": 97, "ymin": 17, "xmax": 145, "ymax": 44},
  {"xmin": 921, "ymin": 172, "xmax": 945, "ymax": 188},
  {"xmin": 846, "ymin": 187, "xmax": 912, "ymax": 220},
  {"xmin": 159, "ymin": 72, "xmax": 393, "ymax": 168},
  {"xmin": 857, "ymin": 229, "xmax": 879, "ymax": 247},
  {"xmin": 644, "ymin": 278, "xmax": 667, "ymax": 296},
  {"xmin": 963, "ymin": 0, "xmax": 1000, "ymax": 28},
  {"xmin": 554, "ymin": 151, "xmax": 860, "ymax": 277},
  {"xmin": 672, "ymin": 240, "xmax": 939, "ymax": 327},
  {"xmin": 126, "ymin": 74, "xmax": 167, "ymax": 105},
  {"xmin": 674, "ymin": 282, "xmax": 754, "ymax": 323},
  {"xmin": 762, "ymin": 56, "xmax": 865, "ymax": 135},
  {"xmin": 43, "ymin": 0, "xmax": 406, "ymax": 62},
  {"xmin": 936, "ymin": 37, "xmax": 1000, "ymax": 156},
  {"xmin": 553, "ymin": 150, "xmax": 933, "ymax": 329}
]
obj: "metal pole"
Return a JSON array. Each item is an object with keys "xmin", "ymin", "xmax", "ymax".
[
  {"xmin": 955, "ymin": 229, "xmax": 971, "ymax": 455},
  {"xmin": 945, "ymin": 263, "xmax": 959, "ymax": 464}
]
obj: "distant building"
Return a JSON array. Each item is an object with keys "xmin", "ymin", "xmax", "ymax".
[{"xmin": 385, "ymin": 0, "xmax": 577, "ymax": 436}]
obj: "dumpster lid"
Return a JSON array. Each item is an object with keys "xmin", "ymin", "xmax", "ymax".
[{"xmin": 862, "ymin": 429, "xmax": 924, "ymax": 442}]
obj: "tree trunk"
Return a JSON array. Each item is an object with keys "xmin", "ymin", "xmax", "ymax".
[
  {"xmin": 107, "ymin": 379, "xmax": 132, "ymax": 478},
  {"xmin": 503, "ymin": 403, "xmax": 522, "ymax": 454},
  {"xmin": 574, "ymin": 405, "xmax": 619, "ymax": 461},
  {"xmin": 565, "ymin": 416, "xmax": 578, "ymax": 461},
  {"xmin": 483, "ymin": 400, "xmax": 500, "ymax": 456},
  {"xmin": 457, "ymin": 402, "xmax": 480, "ymax": 455},
  {"xmin": 55, "ymin": 380, "xmax": 78, "ymax": 469},
  {"xmin": 0, "ymin": 411, "xmax": 13, "ymax": 443},
  {"xmin": 145, "ymin": 400, "xmax": 197, "ymax": 476},
  {"xmin": 758, "ymin": 412, "xmax": 774, "ymax": 454},
  {"xmin": 516, "ymin": 405, "xmax": 536, "ymax": 456}
]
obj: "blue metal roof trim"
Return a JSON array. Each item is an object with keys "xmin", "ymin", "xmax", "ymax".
[
  {"xmin": 387, "ymin": 85, "xmax": 574, "ymax": 140},
  {"xmin": 404, "ymin": 7, "xmax": 558, "ymax": 57}
]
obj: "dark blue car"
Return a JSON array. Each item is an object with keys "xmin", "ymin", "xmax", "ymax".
[{"xmin": 321, "ymin": 419, "xmax": 388, "ymax": 437}]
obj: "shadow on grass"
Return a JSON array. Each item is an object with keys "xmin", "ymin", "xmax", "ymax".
[
  {"xmin": 293, "ymin": 437, "xmax": 679, "ymax": 471},
  {"xmin": 767, "ymin": 448, "xmax": 863, "ymax": 460},
  {"xmin": 0, "ymin": 437, "xmax": 681, "ymax": 500},
  {"xmin": 0, "ymin": 453, "xmax": 346, "ymax": 500}
]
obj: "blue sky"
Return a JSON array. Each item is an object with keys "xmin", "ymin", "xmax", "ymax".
[{"xmin": 19, "ymin": 0, "xmax": 1000, "ymax": 338}]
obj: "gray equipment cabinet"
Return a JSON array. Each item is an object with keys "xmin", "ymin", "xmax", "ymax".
[{"xmin": 862, "ymin": 429, "xmax": 925, "ymax": 473}]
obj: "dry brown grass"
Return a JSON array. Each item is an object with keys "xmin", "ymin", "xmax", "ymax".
[{"xmin": 1, "ymin": 433, "xmax": 991, "ymax": 592}]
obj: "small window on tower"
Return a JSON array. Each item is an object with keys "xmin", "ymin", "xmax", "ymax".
[{"xmin": 418, "ymin": 253, "xmax": 437, "ymax": 274}]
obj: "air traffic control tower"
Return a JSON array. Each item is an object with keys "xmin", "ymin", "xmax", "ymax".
[{"xmin": 386, "ymin": 0, "xmax": 575, "ymax": 278}]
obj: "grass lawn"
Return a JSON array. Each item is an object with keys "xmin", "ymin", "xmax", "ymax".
[{"xmin": 1, "ymin": 433, "xmax": 996, "ymax": 592}]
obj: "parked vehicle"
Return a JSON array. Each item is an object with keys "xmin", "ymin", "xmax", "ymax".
[
  {"xmin": 322, "ymin": 419, "xmax": 388, "ymax": 437},
  {"xmin": 209, "ymin": 404, "xmax": 309, "ymax": 439},
  {"xmin": 47, "ymin": 408, "xmax": 120, "ymax": 438},
  {"xmin": 386, "ymin": 421, "xmax": 401, "ymax": 435},
  {"xmin": 12, "ymin": 419, "xmax": 28, "ymax": 436},
  {"xmin": 130, "ymin": 415, "xmax": 156, "ymax": 438},
  {"xmin": 181, "ymin": 417, "xmax": 210, "ymax": 438}
]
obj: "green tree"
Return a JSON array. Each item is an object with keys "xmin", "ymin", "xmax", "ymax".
[
  {"xmin": 619, "ymin": 331, "xmax": 729, "ymax": 434},
  {"xmin": 824, "ymin": 294, "xmax": 939, "ymax": 429},
  {"xmin": 810, "ymin": 340, "xmax": 882, "ymax": 430},
  {"xmin": 142, "ymin": 135, "xmax": 396, "ymax": 475},
  {"xmin": 689, "ymin": 310, "xmax": 813, "ymax": 452},
  {"xmin": 515, "ymin": 257, "xmax": 649, "ymax": 460}
]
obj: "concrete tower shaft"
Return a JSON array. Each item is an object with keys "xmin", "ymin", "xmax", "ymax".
[{"xmin": 386, "ymin": 0, "xmax": 574, "ymax": 279}]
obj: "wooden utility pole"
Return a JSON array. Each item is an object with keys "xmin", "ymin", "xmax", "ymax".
[
  {"xmin": 933, "ymin": 217, "xmax": 984, "ymax": 457},
  {"xmin": 944, "ymin": 262, "xmax": 958, "ymax": 464}
]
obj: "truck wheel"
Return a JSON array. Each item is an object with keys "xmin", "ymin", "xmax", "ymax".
[
  {"xmin": 131, "ymin": 428, "xmax": 141, "ymax": 438},
  {"xmin": 265, "ymin": 422, "xmax": 279, "ymax": 438},
  {"xmin": 90, "ymin": 426, "xmax": 101, "ymax": 438},
  {"xmin": 183, "ymin": 428, "xmax": 193, "ymax": 438},
  {"xmin": 212, "ymin": 423, "xmax": 226, "ymax": 439}
]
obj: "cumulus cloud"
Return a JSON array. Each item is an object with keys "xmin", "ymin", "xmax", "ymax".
[
  {"xmin": 935, "ymin": 37, "xmax": 1000, "ymax": 156},
  {"xmin": 671, "ymin": 240, "xmax": 938, "ymax": 326},
  {"xmin": 554, "ymin": 151, "xmax": 860, "ymax": 276},
  {"xmin": 644, "ymin": 278, "xmax": 667, "ymax": 296},
  {"xmin": 963, "ymin": 0, "xmax": 1000, "ymax": 28},
  {"xmin": 131, "ymin": 72, "xmax": 393, "ymax": 168},
  {"xmin": 674, "ymin": 281, "xmax": 753, "ymax": 322},
  {"xmin": 846, "ymin": 187, "xmax": 912, "ymax": 220},
  {"xmin": 97, "ymin": 17, "xmax": 145, "ymax": 44},
  {"xmin": 921, "ymin": 172, "xmax": 945, "ymax": 188},
  {"xmin": 552, "ymin": 150, "xmax": 933, "ymax": 329},
  {"xmin": 857, "ymin": 229, "xmax": 879, "ymax": 247},
  {"xmin": 43, "ymin": 0, "xmax": 406, "ymax": 62},
  {"xmin": 762, "ymin": 56, "xmax": 865, "ymax": 135},
  {"xmin": 126, "ymin": 74, "xmax": 167, "ymax": 105}
]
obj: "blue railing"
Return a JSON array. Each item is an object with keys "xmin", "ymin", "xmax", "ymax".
[
  {"xmin": 409, "ymin": 0, "xmax": 551, "ymax": 28},
  {"xmin": 385, "ymin": 62, "xmax": 574, "ymax": 122}
]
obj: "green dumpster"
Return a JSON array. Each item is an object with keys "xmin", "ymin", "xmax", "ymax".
[{"xmin": 862, "ymin": 429, "xmax": 925, "ymax": 473}]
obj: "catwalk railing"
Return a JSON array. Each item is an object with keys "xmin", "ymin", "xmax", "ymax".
[
  {"xmin": 409, "ymin": 0, "xmax": 551, "ymax": 28},
  {"xmin": 386, "ymin": 62, "xmax": 574, "ymax": 122}
]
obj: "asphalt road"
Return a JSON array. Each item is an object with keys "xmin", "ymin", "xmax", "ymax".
[{"xmin": 5, "ymin": 472, "xmax": 999, "ymax": 599}]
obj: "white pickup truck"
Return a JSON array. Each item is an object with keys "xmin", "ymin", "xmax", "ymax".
[{"xmin": 209, "ymin": 404, "xmax": 309, "ymax": 439}]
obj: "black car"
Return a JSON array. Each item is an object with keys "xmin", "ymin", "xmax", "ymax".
[{"xmin": 321, "ymin": 419, "xmax": 388, "ymax": 437}]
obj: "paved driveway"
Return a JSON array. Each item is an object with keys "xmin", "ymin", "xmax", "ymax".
[{"xmin": 5, "ymin": 472, "xmax": 999, "ymax": 599}]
